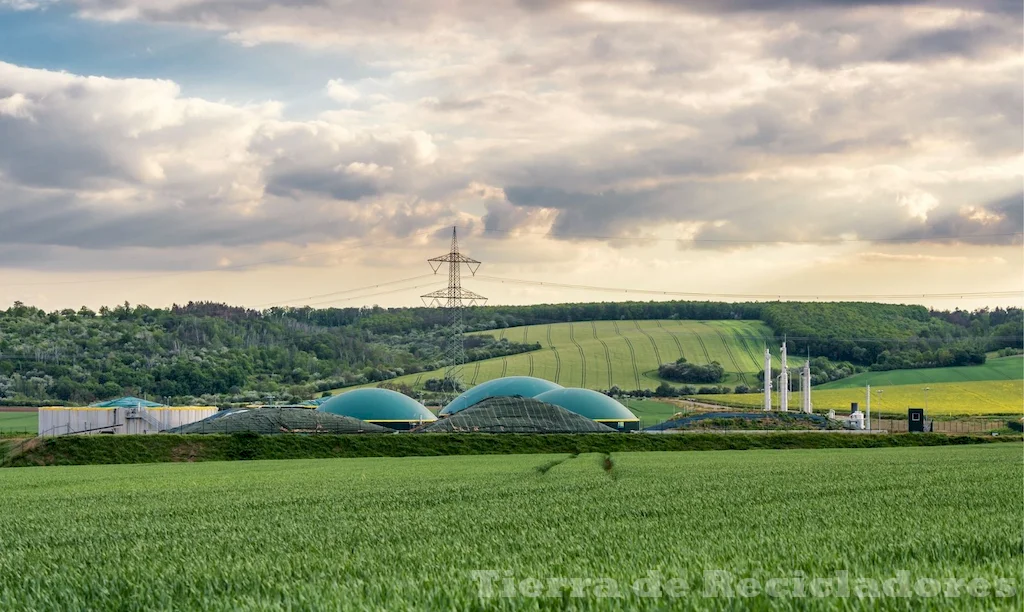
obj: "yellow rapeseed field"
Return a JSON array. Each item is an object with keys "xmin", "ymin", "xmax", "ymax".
[{"xmin": 696, "ymin": 380, "xmax": 1024, "ymax": 416}]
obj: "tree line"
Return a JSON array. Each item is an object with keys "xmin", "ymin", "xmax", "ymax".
[{"xmin": 0, "ymin": 299, "xmax": 1018, "ymax": 404}]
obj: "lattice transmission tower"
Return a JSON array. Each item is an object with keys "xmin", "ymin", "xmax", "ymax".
[{"xmin": 421, "ymin": 227, "xmax": 486, "ymax": 398}]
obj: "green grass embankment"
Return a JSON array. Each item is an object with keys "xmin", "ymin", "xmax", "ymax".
[{"xmin": 3, "ymin": 431, "xmax": 1018, "ymax": 468}]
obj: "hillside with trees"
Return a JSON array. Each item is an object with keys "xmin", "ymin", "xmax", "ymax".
[
  {"xmin": 0, "ymin": 299, "xmax": 1018, "ymax": 404},
  {"xmin": 760, "ymin": 302, "xmax": 1018, "ymax": 370},
  {"xmin": 0, "ymin": 301, "xmax": 535, "ymax": 406}
]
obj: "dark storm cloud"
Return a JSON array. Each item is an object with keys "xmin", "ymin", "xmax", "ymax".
[
  {"xmin": 886, "ymin": 24, "xmax": 1009, "ymax": 62},
  {"xmin": 0, "ymin": 181, "xmax": 449, "ymax": 257},
  {"xmin": 896, "ymin": 192, "xmax": 1024, "ymax": 245},
  {"xmin": 481, "ymin": 199, "xmax": 538, "ymax": 233},
  {"xmin": 502, "ymin": 185, "xmax": 709, "ymax": 237},
  {"xmin": 0, "ymin": 109, "xmax": 125, "ymax": 189},
  {"xmin": 498, "ymin": 184, "xmax": 1024, "ymax": 249},
  {"xmin": 0, "ymin": 187, "xmax": 321, "ymax": 249},
  {"xmin": 265, "ymin": 170, "xmax": 380, "ymax": 201}
]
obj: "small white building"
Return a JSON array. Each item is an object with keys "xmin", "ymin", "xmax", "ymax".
[
  {"xmin": 848, "ymin": 402, "xmax": 866, "ymax": 430},
  {"xmin": 39, "ymin": 397, "xmax": 216, "ymax": 436}
]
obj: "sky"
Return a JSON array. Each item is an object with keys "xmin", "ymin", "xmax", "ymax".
[{"xmin": 0, "ymin": 0, "xmax": 1021, "ymax": 312}]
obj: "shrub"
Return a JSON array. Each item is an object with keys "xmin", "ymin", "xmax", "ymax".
[{"xmin": 658, "ymin": 357, "xmax": 725, "ymax": 383}]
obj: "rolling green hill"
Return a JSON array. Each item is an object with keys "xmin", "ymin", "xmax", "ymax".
[
  {"xmin": 816, "ymin": 356, "xmax": 1023, "ymax": 389},
  {"xmin": 330, "ymin": 320, "xmax": 773, "ymax": 394}
]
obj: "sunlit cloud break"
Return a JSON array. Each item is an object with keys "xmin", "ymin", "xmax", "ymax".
[{"xmin": 0, "ymin": 0, "xmax": 1020, "ymax": 309}]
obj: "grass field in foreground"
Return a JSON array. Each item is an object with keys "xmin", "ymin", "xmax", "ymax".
[
  {"xmin": 696, "ymin": 380, "xmax": 1024, "ymax": 416},
  {"xmin": 330, "ymin": 320, "xmax": 773, "ymax": 394},
  {"xmin": 1, "ymin": 446, "xmax": 1020, "ymax": 610},
  {"xmin": 0, "ymin": 412, "xmax": 36, "ymax": 435},
  {"xmin": 817, "ymin": 356, "xmax": 1023, "ymax": 389}
]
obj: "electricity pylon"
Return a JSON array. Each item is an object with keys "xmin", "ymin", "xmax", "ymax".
[{"xmin": 421, "ymin": 227, "xmax": 486, "ymax": 399}]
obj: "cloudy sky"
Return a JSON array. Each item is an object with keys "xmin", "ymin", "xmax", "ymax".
[{"xmin": 0, "ymin": 0, "xmax": 1021, "ymax": 311}]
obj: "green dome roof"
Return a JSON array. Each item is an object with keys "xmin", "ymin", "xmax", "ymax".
[
  {"xmin": 89, "ymin": 396, "xmax": 165, "ymax": 408},
  {"xmin": 318, "ymin": 388, "xmax": 436, "ymax": 423},
  {"xmin": 439, "ymin": 376, "xmax": 563, "ymax": 415},
  {"xmin": 533, "ymin": 388, "xmax": 638, "ymax": 422},
  {"xmin": 417, "ymin": 396, "xmax": 616, "ymax": 434}
]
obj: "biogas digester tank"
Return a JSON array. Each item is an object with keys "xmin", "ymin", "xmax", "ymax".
[
  {"xmin": 439, "ymin": 376, "xmax": 563, "ymax": 416},
  {"xmin": 318, "ymin": 388, "xmax": 436, "ymax": 431}
]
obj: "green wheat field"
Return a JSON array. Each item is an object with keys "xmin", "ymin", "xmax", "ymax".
[{"xmin": 0, "ymin": 445, "xmax": 1019, "ymax": 610}]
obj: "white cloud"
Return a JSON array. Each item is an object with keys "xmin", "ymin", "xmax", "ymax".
[
  {"xmin": 326, "ymin": 78, "xmax": 360, "ymax": 104},
  {"xmin": 0, "ymin": 1, "xmax": 1020, "ymax": 296},
  {"xmin": 1, "ymin": 0, "xmax": 53, "ymax": 10},
  {"xmin": 898, "ymin": 191, "xmax": 940, "ymax": 222},
  {"xmin": 0, "ymin": 93, "xmax": 34, "ymax": 119},
  {"xmin": 0, "ymin": 61, "xmax": 456, "ymax": 262}
]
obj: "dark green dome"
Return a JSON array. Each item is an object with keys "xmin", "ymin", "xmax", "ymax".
[
  {"xmin": 318, "ymin": 388, "xmax": 435, "ymax": 423},
  {"xmin": 439, "ymin": 376, "xmax": 563, "ymax": 415},
  {"xmin": 533, "ymin": 388, "xmax": 638, "ymax": 423},
  {"xmin": 416, "ymin": 396, "xmax": 616, "ymax": 434}
]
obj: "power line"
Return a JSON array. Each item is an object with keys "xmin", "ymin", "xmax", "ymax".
[
  {"xmin": 472, "ymin": 275, "xmax": 1024, "ymax": 301},
  {"xmin": 6, "ymin": 225, "xmax": 1019, "ymax": 289},
  {"xmin": 475, "ymin": 227, "xmax": 1024, "ymax": 245},
  {"xmin": 283, "ymin": 282, "xmax": 441, "ymax": 309},
  {"xmin": 260, "ymin": 273, "xmax": 1021, "ymax": 308},
  {"xmin": 249, "ymin": 274, "xmax": 436, "ymax": 309}
]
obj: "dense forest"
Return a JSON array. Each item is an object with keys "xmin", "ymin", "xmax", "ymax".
[
  {"xmin": 0, "ymin": 299, "xmax": 1018, "ymax": 405},
  {"xmin": 760, "ymin": 302, "xmax": 1018, "ymax": 370}
]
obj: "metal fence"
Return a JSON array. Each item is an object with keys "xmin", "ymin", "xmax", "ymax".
[{"xmin": 867, "ymin": 417, "xmax": 1005, "ymax": 434}]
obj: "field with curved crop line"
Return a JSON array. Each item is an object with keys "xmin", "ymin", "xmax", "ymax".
[{"xmin": 329, "ymin": 320, "xmax": 774, "ymax": 394}]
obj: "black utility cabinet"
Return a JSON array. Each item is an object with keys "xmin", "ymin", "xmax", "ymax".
[{"xmin": 908, "ymin": 408, "xmax": 925, "ymax": 433}]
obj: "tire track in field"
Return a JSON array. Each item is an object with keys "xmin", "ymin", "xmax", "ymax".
[
  {"xmin": 568, "ymin": 322, "xmax": 587, "ymax": 388},
  {"xmin": 749, "ymin": 329, "xmax": 777, "ymax": 380},
  {"xmin": 523, "ymin": 324, "xmax": 535, "ymax": 376},
  {"xmin": 742, "ymin": 327, "xmax": 769, "ymax": 354},
  {"xmin": 546, "ymin": 324, "xmax": 562, "ymax": 383},
  {"xmin": 730, "ymin": 326, "xmax": 763, "ymax": 373},
  {"xmin": 681, "ymin": 321, "xmax": 713, "ymax": 364},
  {"xmin": 592, "ymin": 321, "xmax": 614, "ymax": 389},
  {"xmin": 499, "ymin": 328, "xmax": 506, "ymax": 341},
  {"xmin": 470, "ymin": 361, "xmax": 481, "ymax": 385},
  {"xmin": 656, "ymin": 320, "xmax": 686, "ymax": 361},
  {"xmin": 500, "ymin": 357, "xmax": 508, "ymax": 378},
  {"xmin": 633, "ymin": 320, "xmax": 663, "ymax": 365},
  {"xmin": 701, "ymin": 322, "xmax": 748, "ymax": 385},
  {"xmin": 413, "ymin": 374, "xmax": 423, "ymax": 387},
  {"xmin": 612, "ymin": 321, "xmax": 641, "ymax": 389}
]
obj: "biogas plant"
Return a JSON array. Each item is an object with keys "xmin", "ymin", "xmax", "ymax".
[
  {"xmin": 319, "ymin": 377, "xmax": 640, "ymax": 433},
  {"xmin": 35, "ymin": 228, "xmax": 877, "ymax": 438}
]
